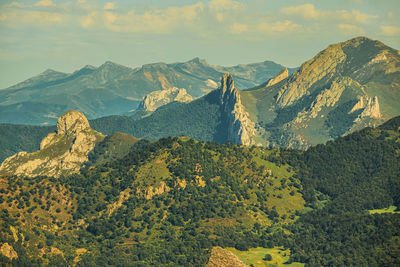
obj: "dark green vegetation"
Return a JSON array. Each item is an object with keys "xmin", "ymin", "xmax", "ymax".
[
  {"xmin": 1, "ymin": 116, "xmax": 400, "ymax": 266},
  {"xmin": 0, "ymin": 124, "xmax": 55, "ymax": 163},
  {"xmin": 90, "ymin": 90, "xmax": 228, "ymax": 142},
  {"xmin": 0, "ymin": 59, "xmax": 287, "ymax": 125},
  {"xmin": 269, "ymin": 117, "xmax": 400, "ymax": 266},
  {"xmin": 0, "ymin": 133, "xmax": 304, "ymax": 266}
]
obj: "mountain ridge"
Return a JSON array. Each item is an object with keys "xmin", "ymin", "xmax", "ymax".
[{"xmin": 0, "ymin": 58, "xmax": 288, "ymax": 125}]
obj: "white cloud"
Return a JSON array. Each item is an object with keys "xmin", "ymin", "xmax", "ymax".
[
  {"xmin": 35, "ymin": 0, "xmax": 56, "ymax": 7},
  {"xmin": 80, "ymin": 11, "xmax": 96, "ymax": 28},
  {"xmin": 258, "ymin": 20, "xmax": 301, "ymax": 33},
  {"xmin": 7, "ymin": 1, "xmax": 25, "ymax": 8},
  {"xmin": 104, "ymin": 2, "xmax": 116, "ymax": 10},
  {"xmin": 281, "ymin": 4, "xmax": 377, "ymax": 24},
  {"xmin": 94, "ymin": 2, "xmax": 205, "ymax": 33},
  {"xmin": 338, "ymin": 24, "xmax": 365, "ymax": 35},
  {"xmin": 336, "ymin": 10, "xmax": 377, "ymax": 24},
  {"xmin": 380, "ymin": 25, "xmax": 400, "ymax": 36},
  {"xmin": 230, "ymin": 23, "xmax": 248, "ymax": 34},
  {"xmin": 207, "ymin": 0, "xmax": 244, "ymax": 22},
  {"xmin": 208, "ymin": 0, "xmax": 244, "ymax": 11},
  {"xmin": 215, "ymin": 13, "xmax": 224, "ymax": 22},
  {"xmin": 281, "ymin": 4, "xmax": 323, "ymax": 20}
]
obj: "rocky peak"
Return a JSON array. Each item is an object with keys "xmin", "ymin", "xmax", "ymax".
[
  {"xmin": 351, "ymin": 95, "xmax": 381, "ymax": 119},
  {"xmin": 219, "ymin": 73, "xmax": 237, "ymax": 101},
  {"xmin": 138, "ymin": 87, "xmax": 195, "ymax": 112},
  {"xmin": 56, "ymin": 110, "xmax": 91, "ymax": 135},
  {"xmin": 41, "ymin": 69, "xmax": 59, "ymax": 75},
  {"xmin": 187, "ymin": 57, "xmax": 209, "ymax": 66},
  {"xmin": 0, "ymin": 110, "xmax": 104, "ymax": 178},
  {"xmin": 218, "ymin": 73, "xmax": 257, "ymax": 146},
  {"xmin": 266, "ymin": 67, "xmax": 289, "ymax": 87}
]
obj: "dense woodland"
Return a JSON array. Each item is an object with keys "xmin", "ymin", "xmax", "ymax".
[
  {"xmin": 0, "ymin": 124, "xmax": 55, "ymax": 162},
  {"xmin": 0, "ymin": 117, "xmax": 399, "ymax": 266},
  {"xmin": 90, "ymin": 90, "xmax": 228, "ymax": 143}
]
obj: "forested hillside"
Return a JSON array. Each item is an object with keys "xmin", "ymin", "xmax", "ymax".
[{"xmin": 0, "ymin": 117, "xmax": 399, "ymax": 266}]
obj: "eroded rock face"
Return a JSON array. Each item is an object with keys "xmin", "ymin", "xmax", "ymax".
[
  {"xmin": 351, "ymin": 95, "xmax": 381, "ymax": 119},
  {"xmin": 0, "ymin": 243, "xmax": 18, "ymax": 260},
  {"xmin": 219, "ymin": 73, "xmax": 257, "ymax": 146},
  {"xmin": 0, "ymin": 110, "xmax": 104, "ymax": 178},
  {"xmin": 206, "ymin": 246, "xmax": 246, "ymax": 267},
  {"xmin": 266, "ymin": 67, "xmax": 289, "ymax": 87},
  {"xmin": 56, "ymin": 110, "xmax": 91, "ymax": 135},
  {"xmin": 138, "ymin": 87, "xmax": 195, "ymax": 112}
]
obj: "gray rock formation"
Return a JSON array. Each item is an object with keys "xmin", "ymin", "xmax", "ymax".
[
  {"xmin": 219, "ymin": 73, "xmax": 257, "ymax": 145},
  {"xmin": 137, "ymin": 87, "xmax": 195, "ymax": 112},
  {"xmin": 266, "ymin": 67, "xmax": 289, "ymax": 87},
  {"xmin": 206, "ymin": 246, "xmax": 246, "ymax": 267},
  {"xmin": 0, "ymin": 110, "xmax": 104, "ymax": 178},
  {"xmin": 351, "ymin": 95, "xmax": 381, "ymax": 120}
]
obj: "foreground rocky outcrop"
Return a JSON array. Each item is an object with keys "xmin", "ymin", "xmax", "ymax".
[
  {"xmin": 206, "ymin": 247, "xmax": 246, "ymax": 267},
  {"xmin": 0, "ymin": 110, "xmax": 104, "ymax": 178}
]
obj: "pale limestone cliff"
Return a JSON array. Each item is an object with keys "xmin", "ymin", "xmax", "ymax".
[
  {"xmin": 138, "ymin": 87, "xmax": 195, "ymax": 112},
  {"xmin": 266, "ymin": 67, "xmax": 289, "ymax": 87},
  {"xmin": 276, "ymin": 43, "xmax": 347, "ymax": 107},
  {"xmin": 206, "ymin": 247, "xmax": 246, "ymax": 267},
  {"xmin": 0, "ymin": 110, "xmax": 104, "ymax": 178},
  {"xmin": 219, "ymin": 73, "xmax": 257, "ymax": 146},
  {"xmin": 293, "ymin": 77, "xmax": 353, "ymax": 124},
  {"xmin": 135, "ymin": 181, "xmax": 171, "ymax": 200},
  {"xmin": 351, "ymin": 95, "xmax": 381, "ymax": 120},
  {"xmin": 0, "ymin": 243, "xmax": 18, "ymax": 260}
]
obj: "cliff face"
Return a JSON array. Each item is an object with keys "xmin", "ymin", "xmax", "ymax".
[
  {"xmin": 137, "ymin": 87, "xmax": 195, "ymax": 112},
  {"xmin": 266, "ymin": 67, "xmax": 289, "ymax": 87},
  {"xmin": 219, "ymin": 73, "xmax": 257, "ymax": 145},
  {"xmin": 239, "ymin": 36, "xmax": 398, "ymax": 148},
  {"xmin": 0, "ymin": 110, "xmax": 104, "ymax": 178}
]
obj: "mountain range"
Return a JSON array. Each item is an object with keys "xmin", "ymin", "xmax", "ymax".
[
  {"xmin": 91, "ymin": 36, "xmax": 400, "ymax": 148},
  {"xmin": 0, "ymin": 36, "xmax": 399, "ymax": 164},
  {"xmin": 0, "ymin": 58, "xmax": 290, "ymax": 125}
]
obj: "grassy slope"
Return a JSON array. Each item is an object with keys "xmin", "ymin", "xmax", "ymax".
[{"xmin": 227, "ymin": 247, "xmax": 304, "ymax": 267}]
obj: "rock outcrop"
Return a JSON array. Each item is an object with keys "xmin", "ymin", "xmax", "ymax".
[
  {"xmin": 206, "ymin": 246, "xmax": 246, "ymax": 267},
  {"xmin": 275, "ymin": 42, "xmax": 347, "ymax": 107},
  {"xmin": 350, "ymin": 95, "xmax": 381, "ymax": 119},
  {"xmin": 219, "ymin": 73, "xmax": 257, "ymax": 146},
  {"xmin": 266, "ymin": 67, "xmax": 289, "ymax": 87},
  {"xmin": 0, "ymin": 243, "xmax": 18, "ymax": 260},
  {"xmin": 137, "ymin": 87, "xmax": 195, "ymax": 112},
  {"xmin": 0, "ymin": 110, "xmax": 104, "ymax": 178}
]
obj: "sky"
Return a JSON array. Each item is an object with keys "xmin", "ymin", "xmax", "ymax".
[{"xmin": 0, "ymin": 0, "xmax": 399, "ymax": 89}]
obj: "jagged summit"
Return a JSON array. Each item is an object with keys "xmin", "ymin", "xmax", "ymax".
[
  {"xmin": 218, "ymin": 73, "xmax": 257, "ymax": 146},
  {"xmin": 99, "ymin": 61, "xmax": 130, "ymax": 70},
  {"xmin": 41, "ymin": 68, "xmax": 62, "ymax": 75},
  {"xmin": 56, "ymin": 110, "xmax": 91, "ymax": 135},
  {"xmin": 219, "ymin": 73, "xmax": 236, "ymax": 97},
  {"xmin": 187, "ymin": 57, "xmax": 209, "ymax": 65},
  {"xmin": 266, "ymin": 67, "xmax": 289, "ymax": 87},
  {"xmin": 0, "ymin": 110, "xmax": 104, "ymax": 178}
]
